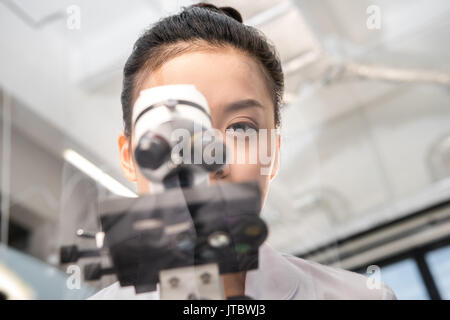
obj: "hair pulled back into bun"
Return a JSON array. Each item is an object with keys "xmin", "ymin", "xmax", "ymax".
[{"xmin": 191, "ymin": 3, "xmax": 243, "ymax": 23}]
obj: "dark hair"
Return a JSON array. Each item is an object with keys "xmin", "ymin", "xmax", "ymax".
[{"xmin": 121, "ymin": 3, "xmax": 284, "ymax": 139}]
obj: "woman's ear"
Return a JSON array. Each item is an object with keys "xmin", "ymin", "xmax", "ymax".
[
  {"xmin": 269, "ymin": 133, "xmax": 281, "ymax": 181},
  {"xmin": 118, "ymin": 132, "xmax": 137, "ymax": 182}
]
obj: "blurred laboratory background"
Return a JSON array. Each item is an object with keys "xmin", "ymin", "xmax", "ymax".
[{"xmin": 0, "ymin": 0, "xmax": 449, "ymax": 299}]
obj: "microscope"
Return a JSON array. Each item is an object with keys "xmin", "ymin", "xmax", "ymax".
[{"xmin": 60, "ymin": 84, "xmax": 268, "ymax": 299}]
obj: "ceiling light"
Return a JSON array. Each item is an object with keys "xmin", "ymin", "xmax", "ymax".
[{"xmin": 63, "ymin": 149, "xmax": 137, "ymax": 198}]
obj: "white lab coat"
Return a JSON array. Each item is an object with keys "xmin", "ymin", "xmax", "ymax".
[{"xmin": 88, "ymin": 243, "xmax": 397, "ymax": 300}]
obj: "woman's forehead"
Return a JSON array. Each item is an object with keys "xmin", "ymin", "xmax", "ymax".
[{"xmin": 139, "ymin": 48, "xmax": 274, "ymax": 118}]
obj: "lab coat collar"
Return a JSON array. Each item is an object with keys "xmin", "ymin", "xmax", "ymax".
[{"xmin": 245, "ymin": 243, "xmax": 304, "ymax": 300}]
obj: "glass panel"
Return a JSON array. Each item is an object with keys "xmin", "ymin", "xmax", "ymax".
[
  {"xmin": 1, "ymin": 0, "xmax": 450, "ymax": 299},
  {"xmin": 425, "ymin": 245, "xmax": 450, "ymax": 300},
  {"xmin": 380, "ymin": 259, "xmax": 429, "ymax": 300}
]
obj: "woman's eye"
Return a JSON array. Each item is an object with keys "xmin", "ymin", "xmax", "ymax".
[{"xmin": 226, "ymin": 122, "xmax": 258, "ymax": 135}]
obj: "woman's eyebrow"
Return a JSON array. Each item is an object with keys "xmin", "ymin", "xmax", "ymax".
[{"xmin": 223, "ymin": 99, "xmax": 264, "ymax": 114}]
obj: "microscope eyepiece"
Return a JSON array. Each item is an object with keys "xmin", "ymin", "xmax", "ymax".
[
  {"xmin": 132, "ymin": 84, "xmax": 223, "ymax": 189},
  {"xmin": 135, "ymin": 133, "xmax": 171, "ymax": 170}
]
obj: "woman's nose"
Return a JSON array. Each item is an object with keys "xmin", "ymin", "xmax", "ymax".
[{"xmin": 209, "ymin": 163, "xmax": 230, "ymax": 181}]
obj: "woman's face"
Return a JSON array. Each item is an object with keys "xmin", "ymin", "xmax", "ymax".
[{"xmin": 118, "ymin": 46, "xmax": 280, "ymax": 207}]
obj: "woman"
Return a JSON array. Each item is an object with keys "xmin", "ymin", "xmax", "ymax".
[{"xmin": 90, "ymin": 3, "xmax": 396, "ymax": 300}]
